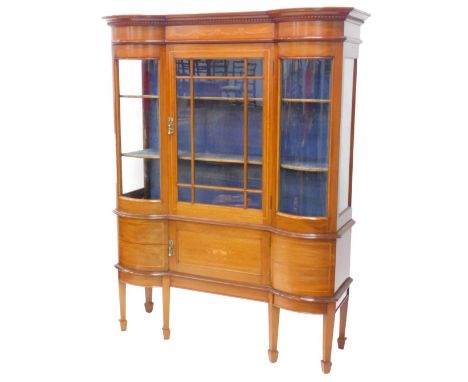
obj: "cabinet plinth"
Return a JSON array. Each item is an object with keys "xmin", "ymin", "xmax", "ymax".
[{"xmin": 105, "ymin": 6, "xmax": 368, "ymax": 375}]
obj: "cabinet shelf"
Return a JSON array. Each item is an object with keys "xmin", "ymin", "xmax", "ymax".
[
  {"xmin": 176, "ymin": 75, "xmax": 263, "ymax": 80},
  {"xmin": 120, "ymin": 94, "xmax": 159, "ymax": 99},
  {"xmin": 281, "ymin": 162, "xmax": 328, "ymax": 172},
  {"xmin": 122, "ymin": 149, "xmax": 160, "ymax": 159},
  {"xmin": 177, "ymin": 96, "xmax": 262, "ymax": 102},
  {"xmin": 281, "ymin": 98, "xmax": 329, "ymax": 103},
  {"xmin": 177, "ymin": 183, "xmax": 262, "ymax": 194},
  {"xmin": 178, "ymin": 152, "xmax": 261, "ymax": 165}
]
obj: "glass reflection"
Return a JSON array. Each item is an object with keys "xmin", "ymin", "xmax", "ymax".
[
  {"xmin": 119, "ymin": 59, "xmax": 160, "ymax": 200},
  {"xmin": 282, "ymin": 59, "xmax": 331, "ymax": 100},
  {"xmin": 193, "ymin": 79, "xmax": 244, "ymax": 98},
  {"xmin": 247, "ymin": 165, "xmax": 262, "ymax": 190},
  {"xmin": 247, "ymin": 193, "xmax": 262, "ymax": 209},
  {"xmin": 175, "ymin": 58, "xmax": 264, "ymax": 209},
  {"xmin": 178, "ymin": 186, "xmax": 192, "ymax": 202},
  {"xmin": 195, "ymin": 189, "xmax": 244, "ymax": 207},
  {"xmin": 194, "ymin": 100, "xmax": 244, "ymax": 157},
  {"xmin": 279, "ymin": 170, "xmax": 327, "ymax": 216},
  {"xmin": 119, "ymin": 60, "xmax": 158, "ymax": 95},
  {"xmin": 280, "ymin": 103, "xmax": 329, "ymax": 167},
  {"xmin": 193, "ymin": 59, "xmax": 244, "ymax": 76},
  {"xmin": 279, "ymin": 58, "xmax": 331, "ymax": 216},
  {"xmin": 247, "ymin": 59, "xmax": 263, "ymax": 76},
  {"xmin": 247, "ymin": 80, "xmax": 262, "ymax": 99},
  {"xmin": 121, "ymin": 157, "xmax": 160, "ymax": 200},
  {"xmin": 176, "ymin": 59, "xmax": 190, "ymax": 76},
  {"xmin": 195, "ymin": 162, "xmax": 243, "ymax": 188},
  {"xmin": 177, "ymin": 159, "xmax": 191, "ymax": 184}
]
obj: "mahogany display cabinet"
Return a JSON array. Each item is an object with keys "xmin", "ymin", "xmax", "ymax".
[{"xmin": 104, "ymin": 7, "xmax": 369, "ymax": 374}]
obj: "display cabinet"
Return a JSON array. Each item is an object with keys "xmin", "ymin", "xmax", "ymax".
[{"xmin": 105, "ymin": 7, "xmax": 368, "ymax": 374}]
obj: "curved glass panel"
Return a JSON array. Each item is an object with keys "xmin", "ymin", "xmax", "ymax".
[
  {"xmin": 279, "ymin": 58, "xmax": 331, "ymax": 217},
  {"xmin": 338, "ymin": 58, "xmax": 355, "ymax": 214},
  {"xmin": 118, "ymin": 59, "xmax": 160, "ymax": 199}
]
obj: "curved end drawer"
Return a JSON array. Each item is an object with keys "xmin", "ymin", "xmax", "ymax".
[
  {"xmin": 119, "ymin": 241, "xmax": 167, "ymax": 271},
  {"xmin": 118, "ymin": 217, "xmax": 168, "ymax": 270},
  {"xmin": 118, "ymin": 217, "xmax": 167, "ymax": 245},
  {"xmin": 271, "ymin": 235, "xmax": 335, "ymax": 297}
]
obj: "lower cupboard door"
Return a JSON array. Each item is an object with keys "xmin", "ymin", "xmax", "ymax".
[{"xmin": 169, "ymin": 221, "xmax": 268, "ymax": 285}]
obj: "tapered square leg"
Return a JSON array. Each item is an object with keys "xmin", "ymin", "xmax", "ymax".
[
  {"xmin": 321, "ymin": 302, "xmax": 336, "ymax": 374},
  {"xmin": 144, "ymin": 287, "xmax": 154, "ymax": 313},
  {"xmin": 162, "ymin": 276, "xmax": 171, "ymax": 340},
  {"xmin": 268, "ymin": 294, "xmax": 280, "ymax": 363},
  {"xmin": 118, "ymin": 280, "xmax": 127, "ymax": 331},
  {"xmin": 337, "ymin": 293, "xmax": 349, "ymax": 349}
]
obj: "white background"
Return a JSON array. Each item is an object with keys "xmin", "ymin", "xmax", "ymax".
[{"xmin": 1, "ymin": 0, "xmax": 467, "ymax": 380}]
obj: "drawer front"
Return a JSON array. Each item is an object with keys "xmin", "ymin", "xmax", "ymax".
[
  {"xmin": 118, "ymin": 217, "xmax": 167, "ymax": 245},
  {"xmin": 171, "ymin": 222, "xmax": 266, "ymax": 284},
  {"xmin": 119, "ymin": 241, "xmax": 167, "ymax": 270},
  {"xmin": 271, "ymin": 235, "xmax": 335, "ymax": 296}
]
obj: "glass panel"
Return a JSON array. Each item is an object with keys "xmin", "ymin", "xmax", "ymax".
[
  {"xmin": 178, "ymin": 186, "xmax": 192, "ymax": 202},
  {"xmin": 247, "ymin": 193, "xmax": 262, "ymax": 209},
  {"xmin": 144, "ymin": 99, "xmax": 159, "ymax": 152},
  {"xmin": 247, "ymin": 79, "xmax": 262, "ymax": 99},
  {"xmin": 176, "ymin": 78, "xmax": 190, "ymax": 97},
  {"xmin": 247, "ymin": 164, "xmax": 262, "ymax": 189},
  {"xmin": 176, "ymin": 59, "xmax": 190, "ymax": 76},
  {"xmin": 178, "ymin": 159, "xmax": 191, "ymax": 184},
  {"xmin": 119, "ymin": 59, "xmax": 160, "ymax": 200},
  {"xmin": 122, "ymin": 157, "xmax": 160, "ymax": 199},
  {"xmin": 247, "ymin": 59, "xmax": 263, "ymax": 76},
  {"xmin": 175, "ymin": 58, "xmax": 264, "ymax": 209},
  {"xmin": 119, "ymin": 59, "xmax": 158, "ymax": 95},
  {"xmin": 193, "ymin": 79, "xmax": 244, "ymax": 99},
  {"xmin": 194, "ymin": 100, "xmax": 244, "ymax": 157},
  {"xmin": 195, "ymin": 162, "xmax": 243, "ymax": 188},
  {"xmin": 193, "ymin": 59, "xmax": 244, "ymax": 76},
  {"xmin": 122, "ymin": 157, "xmax": 143, "ymax": 196},
  {"xmin": 144, "ymin": 158, "xmax": 161, "ymax": 199},
  {"xmin": 279, "ymin": 170, "xmax": 327, "ymax": 216},
  {"xmin": 282, "ymin": 59, "xmax": 331, "ymax": 100},
  {"xmin": 142, "ymin": 60, "xmax": 158, "ymax": 95},
  {"xmin": 338, "ymin": 58, "xmax": 355, "ymax": 214},
  {"xmin": 195, "ymin": 189, "xmax": 244, "ymax": 207},
  {"xmin": 280, "ymin": 103, "xmax": 329, "ymax": 167},
  {"xmin": 279, "ymin": 59, "xmax": 331, "ymax": 217},
  {"xmin": 120, "ymin": 98, "xmax": 160, "ymax": 156},
  {"xmin": 177, "ymin": 90, "xmax": 191, "ymax": 157},
  {"xmin": 120, "ymin": 97, "xmax": 143, "ymax": 154},
  {"xmin": 247, "ymin": 94, "xmax": 263, "ymax": 191}
]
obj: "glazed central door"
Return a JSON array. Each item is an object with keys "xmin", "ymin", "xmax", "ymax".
[{"xmin": 168, "ymin": 45, "xmax": 271, "ymax": 224}]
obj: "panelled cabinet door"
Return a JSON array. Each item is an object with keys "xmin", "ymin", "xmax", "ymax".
[
  {"xmin": 118, "ymin": 59, "xmax": 161, "ymax": 200},
  {"xmin": 169, "ymin": 49, "xmax": 269, "ymax": 222}
]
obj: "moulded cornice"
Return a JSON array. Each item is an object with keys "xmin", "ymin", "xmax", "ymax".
[{"xmin": 104, "ymin": 7, "xmax": 370, "ymax": 27}]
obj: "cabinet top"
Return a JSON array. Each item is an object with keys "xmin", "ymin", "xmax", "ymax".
[{"xmin": 104, "ymin": 7, "xmax": 369, "ymax": 27}]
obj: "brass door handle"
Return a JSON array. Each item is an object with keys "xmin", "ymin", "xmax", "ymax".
[
  {"xmin": 167, "ymin": 117, "xmax": 174, "ymax": 135},
  {"xmin": 168, "ymin": 240, "xmax": 174, "ymax": 257}
]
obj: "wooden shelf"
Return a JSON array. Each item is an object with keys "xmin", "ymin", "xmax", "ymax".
[
  {"xmin": 178, "ymin": 152, "xmax": 261, "ymax": 165},
  {"xmin": 281, "ymin": 162, "xmax": 328, "ymax": 172},
  {"xmin": 282, "ymin": 98, "xmax": 329, "ymax": 103},
  {"xmin": 122, "ymin": 149, "xmax": 160, "ymax": 159},
  {"xmin": 177, "ymin": 96, "xmax": 262, "ymax": 102},
  {"xmin": 120, "ymin": 94, "xmax": 159, "ymax": 99},
  {"xmin": 177, "ymin": 183, "xmax": 262, "ymax": 194},
  {"xmin": 176, "ymin": 75, "xmax": 263, "ymax": 80}
]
